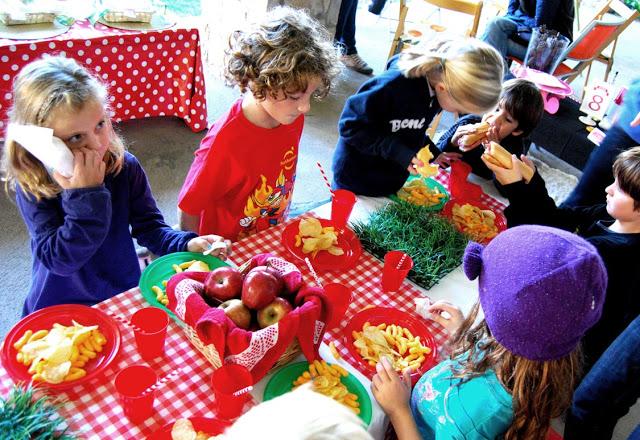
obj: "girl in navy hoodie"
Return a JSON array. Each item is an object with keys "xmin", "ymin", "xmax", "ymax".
[
  {"xmin": 1, "ymin": 56, "xmax": 229, "ymax": 315},
  {"xmin": 332, "ymin": 37, "xmax": 504, "ymax": 196}
]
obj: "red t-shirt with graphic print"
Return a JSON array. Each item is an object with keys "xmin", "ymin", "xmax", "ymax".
[{"xmin": 178, "ymin": 99, "xmax": 302, "ymax": 241}]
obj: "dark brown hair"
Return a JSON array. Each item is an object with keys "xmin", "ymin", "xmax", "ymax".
[
  {"xmin": 613, "ymin": 146, "xmax": 640, "ymax": 210},
  {"xmin": 501, "ymin": 78, "xmax": 544, "ymax": 136},
  {"xmin": 447, "ymin": 302, "xmax": 582, "ymax": 440},
  {"xmin": 224, "ymin": 7, "xmax": 341, "ymax": 101}
]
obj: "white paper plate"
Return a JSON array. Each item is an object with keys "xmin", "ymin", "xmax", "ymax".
[
  {"xmin": 0, "ymin": 21, "xmax": 71, "ymax": 40},
  {"xmin": 97, "ymin": 15, "xmax": 174, "ymax": 31}
]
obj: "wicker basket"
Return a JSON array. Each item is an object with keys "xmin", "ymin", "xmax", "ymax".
[
  {"xmin": 0, "ymin": 13, "xmax": 56, "ymax": 26},
  {"xmin": 102, "ymin": 10, "xmax": 154, "ymax": 23},
  {"xmin": 183, "ymin": 323, "xmax": 301, "ymax": 371}
]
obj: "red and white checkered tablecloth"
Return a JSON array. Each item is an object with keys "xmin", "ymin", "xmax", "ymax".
[{"xmin": 0, "ymin": 19, "xmax": 207, "ymax": 137}]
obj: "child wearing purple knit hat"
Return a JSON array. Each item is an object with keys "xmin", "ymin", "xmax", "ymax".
[{"xmin": 371, "ymin": 225, "xmax": 607, "ymax": 440}]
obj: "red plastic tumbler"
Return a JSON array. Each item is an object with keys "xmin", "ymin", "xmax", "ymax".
[
  {"xmin": 131, "ymin": 307, "xmax": 168, "ymax": 361},
  {"xmin": 211, "ymin": 364, "xmax": 253, "ymax": 420},
  {"xmin": 114, "ymin": 365, "xmax": 157, "ymax": 423},
  {"xmin": 381, "ymin": 250, "xmax": 414, "ymax": 292},
  {"xmin": 331, "ymin": 189, "xmax": 356, "ymax": 230},
  {"xmin": 323, "ymin": 283, "xmax": 352, "ymax": 330}
]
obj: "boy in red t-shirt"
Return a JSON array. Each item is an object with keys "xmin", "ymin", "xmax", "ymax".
[{"xmin": 178, "ymin": 7, "xmax": 341, "ymax": 240}]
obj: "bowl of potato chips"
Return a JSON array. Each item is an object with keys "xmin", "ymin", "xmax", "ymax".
[
  {"xmin": 1, "ymin": 304, "xmax": 121, "ymax": 390},
  {"xmin": 441, "ymin": 199, "xmax": 506, "ymax": 244},
  {"xmin": 147, "ymin": 416, "xmax": 231, "ymax": 440},
  {"xmin": 281, "ymin": 217, "xmax": 362, "ymax": 271},
  {"xmin": 390, "ymin": 176, "xmax": 449, "ymax": 211},
  {"xmin": 342, "ymin": 307, "xmax": 437, "ymax": 384}
]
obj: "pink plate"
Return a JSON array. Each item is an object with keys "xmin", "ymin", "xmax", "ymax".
[
  {"xmin": 147, "ymin": 416, "xmax": 232, "ymax": 439},
  {"xmin": 1, "ymin": 304, "xmax": 121, "ymax": 390},
  {"xmin": 282, "ymin": 218, "xmax": 362, "ymax": 272}
]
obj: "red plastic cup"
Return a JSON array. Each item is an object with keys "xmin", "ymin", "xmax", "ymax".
[
  {"xmin": 211, "ymin": 364, "xmax": 253, "ymax": 420},
  {"xmin": 131, "ymin": 307, "xmax": 168, "ymax": 361},
  {"xmin": 381, "ymin": 251, "xmax": 414, "ymax": 292},
  {"xmin": 114, "ymin": 365, "xmax": 157, "ymax": 423},
  {"xmin": 331, "ymin": 189, "xmax": 356, "ymax": 230},
  {"xmin": 323, "ymin": 283, "xmax": 352, "ymax": 330}
]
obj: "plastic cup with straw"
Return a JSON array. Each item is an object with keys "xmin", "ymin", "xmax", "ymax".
[
  {"xmin": 211, "ymin": 364, "xmax": 253, "ymax": 420},
  {"xmin": 381, "ymin": 250, "xmax": 414, "ymax": 292},
  {"xmin": 316, "ymin": 162, "xmax": 356, "ymax": 231},
  {"xmin": 114, "ymin": 365, "xmax": 157, "ymax": 423}
]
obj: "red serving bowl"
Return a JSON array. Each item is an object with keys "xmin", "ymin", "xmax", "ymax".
[
  {"xmin": 441, "ymin": 198, "xmax": 507, "ymax": 244},
  {"xmin": 1, "ymin": 304, "xmax": 121, "ymax": 390},
  {"xmin": 342, "ymin": 307, "xmax": 437, "ymax": 384}
]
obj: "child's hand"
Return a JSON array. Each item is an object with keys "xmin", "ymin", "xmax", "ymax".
[
  {"xmin": 433, "ymin": 151, "xmax": 462, "ymax": 168},
  {"xmin": 407, "ymin": 156, "xmax": 424, "ymax": 175},
  {"xmin": 482, "ymin": 152, "xmax": 528, "ymax": 185},
  {"xmin": 371, "ymin": 357, "xmax": 412, "ymax": 418},
  {"xmin": 427, "ymin": 300, "xmax": 464, "ymax": 336},
  {"xmin": 54, "ymin": 148, "xmax": 106, "ymax": 190},
  {"xmin": 187, "ymin": 235, "xmax": 232, "ymax": 260}
]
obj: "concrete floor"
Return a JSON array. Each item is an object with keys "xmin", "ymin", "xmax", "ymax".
[{"xmin": 0, "ymin": 1, "xmax": 638, "ymax": 435}]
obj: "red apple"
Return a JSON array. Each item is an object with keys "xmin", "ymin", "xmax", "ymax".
[
  {"xmin": 241, "ymin": 268, "xmax": 282, "ymax": 310},
  {"xmin": 204, "ymin": 267, "xmax": 243, "ymax": 302},
  {"xmin": 257, "ymin": 297, "xmax": 293, "ymax": 328},
  {"xmin": 219, "ymin": 299, "xmax": 252, "ymax": 330}
]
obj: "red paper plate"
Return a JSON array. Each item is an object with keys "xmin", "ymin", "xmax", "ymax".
[
  {"xmin": 1, "ymin": 304, "xmax": 121, "ymax": 390},
  {"xmin": 342, "ymin": 307, "xmax": 437, "ymax": 384},
  {"xmin": 282, "ymin": 218, "xmax": 362, "ymax": 272},
  {"xmin": 441, "ymin": 198, "xmax": 507, "ymax": 244},
  {"xmin": 147, "ymin": 416, "xmax": 232, "ymax": 440}
]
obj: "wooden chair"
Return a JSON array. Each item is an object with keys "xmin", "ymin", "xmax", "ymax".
[{"xmin": 552, "ymin": 0, "xmax": 638, "ymax": 88}]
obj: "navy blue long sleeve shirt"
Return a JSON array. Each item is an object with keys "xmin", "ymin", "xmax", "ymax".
[
  {"xmin": 332, "ymin": 59, "xmax": 441, "ymax": 196},
  {"xmin": 507, "ymin": 0, "xmax": 574, "ymax": 41},
  {"xmin": 16, "ymin": 152, "xmax": 197, "ymax": 315}
]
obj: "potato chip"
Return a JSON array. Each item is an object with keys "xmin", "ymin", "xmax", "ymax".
[
  {"xmin": 184, "ymin": 260, "xmax": 211, "ymax": 272},
  {"xmin": 451, "ymin": 203, "xmax": 499, "ymax": 242},
  {"xmin": 416, "ymin": 146, "xmax": 439, "ymax": 178},
  {"xmin": 171, "ymin": 418, "xmax": 197, "ymax": 440},
  {"xmin": 397, "ymin": 179, "xmax": 446, "ymax": 207},
  {"xmin": 296, "ymin": 218, "xmax": 344, "ymax": 257},
  {"xmin": 292, "ymin": 360, "xmax": 360, "ymax": 414}
]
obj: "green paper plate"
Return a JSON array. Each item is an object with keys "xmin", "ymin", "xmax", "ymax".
[
  {"xmin": 139, "ymin": 251, "xmax": 229, "ymax": 322},
  {"xmin": 389, "ymin": 175, "xmax": 450, "ymax": 211},
  {"xmin": 263, "ymin": 361, "xmax": 372, "ymax": 425}
]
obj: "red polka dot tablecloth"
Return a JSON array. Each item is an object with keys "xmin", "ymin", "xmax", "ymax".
[{"xmin": 0, "ymin": 20, "xmax": 207, "ymax": 138}]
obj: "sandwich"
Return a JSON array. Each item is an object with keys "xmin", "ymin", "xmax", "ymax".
[
  {"xmin": 460, "ymin": 121, "xmax": 490, "ymax": 148},
  {"xmin": 482, "ymin": 141, "xmax": 534, "ymax": 181}
]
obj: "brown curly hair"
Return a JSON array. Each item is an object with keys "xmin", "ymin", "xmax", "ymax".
[
  {"xmin": 446, "ymin": 302, "xmax": 582, "ymax": 440},
  {"xmin": 224, "ymin": 6, "xmax": 341, "ymax": 101}
]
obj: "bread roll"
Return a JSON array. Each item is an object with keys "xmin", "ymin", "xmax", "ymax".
[
  {"xmin": 482, "ymin": 141, "xmax": 534, "ymax": 181},
  {"xmin": 461, "ymin": 122, "xmax": 490, "ymax": 147}
]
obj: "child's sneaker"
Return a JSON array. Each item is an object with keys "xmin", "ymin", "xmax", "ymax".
[{"xmin": 341, "ymin": 54, "xmax": 373, "ymax": 75}]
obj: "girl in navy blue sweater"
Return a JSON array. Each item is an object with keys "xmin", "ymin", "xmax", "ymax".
[
  {"xmin": 1, "ymin": 56, "xmax": 229, "ymax": 315},
  {"xmin": 332, "ymin": 37, "xmax": 504, "ymax": 196}
]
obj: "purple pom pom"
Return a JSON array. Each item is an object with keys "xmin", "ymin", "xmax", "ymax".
[{"xmin": 463, "ymin": 242, "xmax": 484, "ymax": 280}]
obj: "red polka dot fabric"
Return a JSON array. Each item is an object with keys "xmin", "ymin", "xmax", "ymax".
[{"xmin": 0, "ymin": 20, "xmax": 207, "ymax": 138}]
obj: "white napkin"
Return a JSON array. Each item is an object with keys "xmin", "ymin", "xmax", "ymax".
[{"xmin": 7, "ymin": 123, "xmax": 74, "ymax": 178}]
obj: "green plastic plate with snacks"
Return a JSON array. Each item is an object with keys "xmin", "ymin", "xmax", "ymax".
[
  {"xmin": 139, "ymin": 252, "xmax": 228, "ymax": 322},
  {"xmin": 263, "ymin": 361, "xmax": 372, "ymax": 425},
  {"xmin": 389, "ymin": 175, "xmax": 450, "ymax": 211}
]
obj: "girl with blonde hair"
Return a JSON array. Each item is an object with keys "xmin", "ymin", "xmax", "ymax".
[
  {"xmin": 332, "ymin": 37, "xmax": 503, "ymax": 196},
  {"xmin": 1, "ymin": 56, "xmax": 229, "ymax": 315}
]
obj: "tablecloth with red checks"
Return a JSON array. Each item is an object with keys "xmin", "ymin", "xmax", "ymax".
[{"xmin": 0, "ymin": 19, "xmax": 207, "ymax": 137}]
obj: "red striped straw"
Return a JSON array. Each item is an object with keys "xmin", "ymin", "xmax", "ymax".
[
  {"xmin": 316, "ymin": 162, "xmax": 334, "ymax": 196},
  {"xmin": 141, "ymin": 367, "xmax": 184, "ymax": 396},
  {"xmin": 304, "ymin": 257, "xmax": 323, "ymax": 288},
  {"xmin": 396, "ymin": 253, "xmax": 408, "ymax": 270},
  {"xmin": 232, "ymin": 385, "xmax": 254, "ymax": 397},
  {"xmin": 105, "ymin": 310, "xmax": 143, "ymax": 333}
]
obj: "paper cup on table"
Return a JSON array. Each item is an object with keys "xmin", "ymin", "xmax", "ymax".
[
  {"xmin": 211, "ymin": 364, "xmax": 253, "ymax": 420},
  {"xmin": 114, "ymin": 365, "xmax": 157, "ymax": 423},
  {"xmin": 331, "ymin": 189, "xmax": 356, "ymax": 230},
  {"xmin": 381, "ymin": 251, "xmax": 414, "ymax": 292},
  {"xmin": 131, "ymin": 307, "xmax": 168, "ymax": 361}
]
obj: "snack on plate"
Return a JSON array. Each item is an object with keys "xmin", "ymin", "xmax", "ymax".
[
  {"xmin": 451, "ymin": 203, "xmax": 499, "ymax": 242},
  {"xmin": 13, "ymin": 322, "xmax": 107, "ymax": 384},
  {"xmin": 153, "ymin": 260, "xmax": 211, "ymax": 305},
  {"xmin": 292, "ymin": 360, "xmax": 360, "ymax": 414},
  {"xmin": 396, "ymin": 179, "xmax": 447, "ymax": 207},
  {"xmin": 352, "ymin": 322, "xmax": 431, "ymax": 373},
  {"xmin": 295, "ymin": 218, "xmax": 344, "ymax": 258},
  {"xmin": 460, "ymin": 121, "xmax": 490, "ymax": 147},
  {"xmin": 171, "ymin": 418, "xmax": 215, "ymax": 440},
  {"xmin": 482, "ymin": 141, "xmax": 535, "ymax": 181},
  {"xmin": 415, "ymin": 146, "xmax": 439, "ymax": 178}
]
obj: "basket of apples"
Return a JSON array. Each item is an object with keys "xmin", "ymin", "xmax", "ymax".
[{"xmin": 165, "ymin": 253, "xmax": 337, "ymax": 382}]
